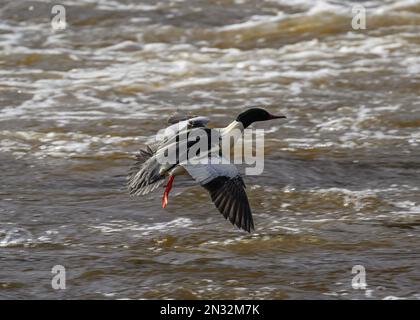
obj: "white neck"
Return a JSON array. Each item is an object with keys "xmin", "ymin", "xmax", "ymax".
[
  {"xmin": 221, "ymin": 120, "xmax": 244, "ymax": 135},
  {"xmin": 220, "ymin": 121, "xmax": 244, "ymax": 150}
]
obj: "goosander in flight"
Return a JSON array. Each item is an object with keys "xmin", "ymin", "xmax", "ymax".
[{"xmin": 128, "ymin": 107, "xmax": 286, "ymax": 232}]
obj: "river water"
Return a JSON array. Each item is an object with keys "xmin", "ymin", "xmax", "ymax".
[{"xmin": 0, "ymin": 0, "xmax": 419, "ymax": 299}]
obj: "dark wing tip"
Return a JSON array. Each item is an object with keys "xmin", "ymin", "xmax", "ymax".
[{"xmin": 203, "ymin": 175, "xmax": 254, "ymax": 233}]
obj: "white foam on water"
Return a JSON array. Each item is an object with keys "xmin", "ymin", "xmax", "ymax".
[
  {"xmin": 0, "ymin": 227, "xmax": 34, "ymax": 247},
  {"xmin": 91, "ymin": 218, "xmax": 194, "ymax": 237},
  {"xmin": 403, "ymin": 56, "xmax": 420, "ymax": 74},
  {"xmin": 217, "ymin": 12, "xmax": 286, "ymax": 32},
  {"xmin": 383, "ymin": 295, "xmax": 407, "ymax": 300},
  {"xmin": 393, "ymin": 201, "xmax": 420, "ymax": 214},
  {"xmin": 0, "ymin": 130, "xmax": 137, "ymax": 158},
  {"xmin": 37, "ymin": 0, "xmax": 161, "ymax": 11},
  {"xmin": 374, "ymin": 0, "xmax": 420, "ymax": 14},
  {"xmin": 280, "ymin": 103, "xmax": 417, "ymax": 153}
]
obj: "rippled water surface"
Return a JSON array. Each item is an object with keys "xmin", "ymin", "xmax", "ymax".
[{"xmin": 1, "ymin": 0, "xmax": 420, "ymax": 299}]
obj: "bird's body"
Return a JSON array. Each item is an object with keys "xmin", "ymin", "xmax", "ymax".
[{"xmin": 128, "ymin": 107, "xmax": 286, "ymax": 232}]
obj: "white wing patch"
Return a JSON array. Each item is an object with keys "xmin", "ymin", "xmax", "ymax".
[{"xmin": 181, "ymin": 154, "xmax": 238, "ymax": 185}]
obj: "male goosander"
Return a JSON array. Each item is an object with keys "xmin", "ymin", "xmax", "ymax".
[{"xmin": 128, "ymin": 107, "xmax": 286, "ymax": 232}]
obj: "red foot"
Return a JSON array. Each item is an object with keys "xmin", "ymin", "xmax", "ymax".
[{"xmin": 162, "ymin": 175, "xmax": 175, "ymax": 208}]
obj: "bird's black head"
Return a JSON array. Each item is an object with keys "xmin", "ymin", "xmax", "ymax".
[{"xmin": 236, "ymin": 107, "xmax": 286, "ymax": 128}]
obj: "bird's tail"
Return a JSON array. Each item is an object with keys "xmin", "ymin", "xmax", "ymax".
[{"xmin": 127, "ymin": 146, "xmax": 165, "ymax": 196}]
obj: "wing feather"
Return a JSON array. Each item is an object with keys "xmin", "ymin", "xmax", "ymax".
[{"xmin": 182, "ymin": 157, "xmax": 254, "ymax": 232}]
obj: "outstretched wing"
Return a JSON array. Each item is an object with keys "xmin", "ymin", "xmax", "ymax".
[
  {"xmin": 165, "ymin": 115, "xmax": 210, "ymax": 134},
  {"xmin": 181, "ymin": 157, "xmax": 254, "ymax": 232},
  {"xmin": 167, "ymin": 111, "xmax": 210, "ymax": 128},
  {"xmin": 128, "ymin": 114, "xmax": 210, "ymax": 196}
]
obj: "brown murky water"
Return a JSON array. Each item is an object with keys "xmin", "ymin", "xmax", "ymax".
[{"xmin": 0, "ymin": 0, "xmax": 420, "ymax": 299}]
